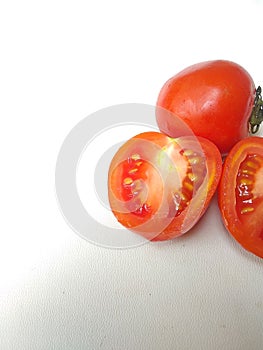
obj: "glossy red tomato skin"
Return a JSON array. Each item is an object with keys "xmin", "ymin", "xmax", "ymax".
[
  {"xmin": 156, "ymin": 60, "xmax": 256, "ymax": 155},
  {"xmin": 108, "ymin": 131, "xmax": 222, "ymax": 241},
  {"xmin": 218, "ymin": 137, "xmax": 263, "ymax": 258}
]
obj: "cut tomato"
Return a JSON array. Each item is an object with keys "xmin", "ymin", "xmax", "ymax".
[
  {"xmin": 218, "ymin": 136, "xmax": 263, "ymax": 258},
  {"xmin": 108, "ymin": 131, "xmax": 222, "ymax": 241}
]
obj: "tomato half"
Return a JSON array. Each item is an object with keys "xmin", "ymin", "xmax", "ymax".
[
  {"xmin": 156, "ymin": 60, "xmax": 257, "ymax": 155},
  {"xmin": 218, "ymin": 136, "xmax": 263, "ymax": 258},
  {"xmin": 108, "ymin": 131, "xmax": 222, "ymax": 241}
]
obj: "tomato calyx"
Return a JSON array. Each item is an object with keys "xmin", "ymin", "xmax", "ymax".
[{"xmin": 249, "ymin": 86, "xmax": 263, "ymax": 134}]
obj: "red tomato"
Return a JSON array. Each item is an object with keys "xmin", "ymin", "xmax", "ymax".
[
  {"xmin": 108, "ymin": 131, "xmax": 222, "ymax": 241},
  {"xmin": 218, "ymin": 136, "xmax": 263, "ymax": 258},
  {"xmin": 156, "ymin": 60, "xmax": 258, "ymax": 155}
]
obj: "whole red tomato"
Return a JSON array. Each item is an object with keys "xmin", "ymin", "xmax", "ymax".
[
  {"xmin": 108, "ymin": 131, "xmax": 222, "ymax": 241},
  {"xmin": 218, "ymin": 136, "xmax": 263, "ymax": 258},
  {"xmin": 156, "ymin": 60, "xmax": 259, "ymax": 155}
]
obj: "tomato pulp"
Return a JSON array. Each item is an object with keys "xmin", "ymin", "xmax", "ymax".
[
  {"xmin": 156, "ymin": 60, "xmax": 257, "ymax": 155},
  {"xmin": 218, "ymin": 137, "xmax": 263, "ymax": 258},
  {"xmin": 108, "ymin": 132, "xmax": 222, "ymax": 241}
]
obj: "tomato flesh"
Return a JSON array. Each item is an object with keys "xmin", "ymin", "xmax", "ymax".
[
  {"xmin": 219, "ymin": 137, "xmax": 263, "ymax": 258},
  {"xmin": 108, "ymin": 131, "xmax": 222, "ymax": 241},
  {"xmin": 110, "ymin": 156, "xmax": 163, "ymax": 226}
]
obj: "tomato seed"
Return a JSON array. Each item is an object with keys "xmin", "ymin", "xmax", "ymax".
[
  {"xmin": 246, "ymin": 160, "xmax": 260, "ymax": 170},
  {"xmin": 239, "ymin": 178, "xmax": 253, "ymax": 186},
  {"xmin": 188, "ymin": 173, "xmax": 198, "ymax": 181},
  {"xmin": 123, "ymin": 177, "xmax": 133, "ymax": 185},
  {"xmin": 254, "ymin": 155, "xmax": 263, "ymax": 163},
  {"xmin": 128, "ymin": 168, "xmax": 138, "ymax": 174},
  {"xmin": 184, "ymin": 181, "xmax": 194, "ymax": 192},
  {"xmin": 183, "ymin": 149, "xmax": 194, "ymax": 157},
  {"xmin": 240, "ymin": 207, "xmax": 254, "ymax": 214},
  {"xmin": 180, "ymin": 191, "xmax": 189, "ymax": 203},
  {"xmin": 189, "ymin": 157, "xmax": 200, "ymax": 165},
  {"xmin": 131, "ymin": 153, "xmax": 140, "ymax": 160},
  {"xmin": 241, "ymin": 169, "xmax": 254, "ymax": 175}
]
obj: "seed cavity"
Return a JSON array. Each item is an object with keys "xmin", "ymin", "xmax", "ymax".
[
  {"xmin": 133, "ymin": 202, "xmax": 151, "ymax": 216},
  {"xmin": 236, "ymin": 153, "xmax": 259, "ymax": 220}
]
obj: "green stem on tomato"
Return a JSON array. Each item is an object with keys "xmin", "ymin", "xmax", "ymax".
[{"xmin": 249, "ymin": 86, "xmax": 263, "ymax": 134}]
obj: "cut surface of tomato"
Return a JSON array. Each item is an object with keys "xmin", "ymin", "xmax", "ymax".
[
  {"xmin": 218, "ymin": 136, "xmax": 263, "ymax": 258},
  {"xmin": 108, "ymin": 131, "xmax": 222, "ymax": 241}
]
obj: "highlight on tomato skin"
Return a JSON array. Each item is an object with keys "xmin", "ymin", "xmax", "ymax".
[
  {"xmin": 218, "ymin": 136, "xmax": 263, "ymax": 259},
  {"xmin": 156, "ymin": 60, "xmax": 259, "ymax": 155},
  {"xmin": 108, "ymin": 131, "xmax": 222, "ymax": 241}
]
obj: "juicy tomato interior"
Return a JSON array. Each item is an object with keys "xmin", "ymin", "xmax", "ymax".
[
  {"xmin": 235, "ymin": 153, "xmax": 263, "ymax": 238},
  {"xmin": 219, "ymin": 137, "xmax": 263, "ymax": 258},
  {"xmin": 108, "ymin": 131, "xmax": 222, "ymax": 241},
  {"xmin": 171, "ymin": 147, "xmax": 207, "ymax": 217},
  {"xmin": 110, "ymin": 156, "xmax": 163, "ymax": 224}
]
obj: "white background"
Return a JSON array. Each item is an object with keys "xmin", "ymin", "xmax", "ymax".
[{"xmin": 1, "ymin": 0, "xmax": 263, "ymax": 349}]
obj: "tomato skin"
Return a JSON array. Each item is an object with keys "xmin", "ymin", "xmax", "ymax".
[
  {"xmin": 156, "ymin": 60, "xmax": 256, "ymax": 155},
  {"xmin": 108, "ymin": 131, "xmax": 222, "ymax": 241},
  {"xmin": 218, "ymin": 137, "xmax": 263, "ymax": 258}
]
